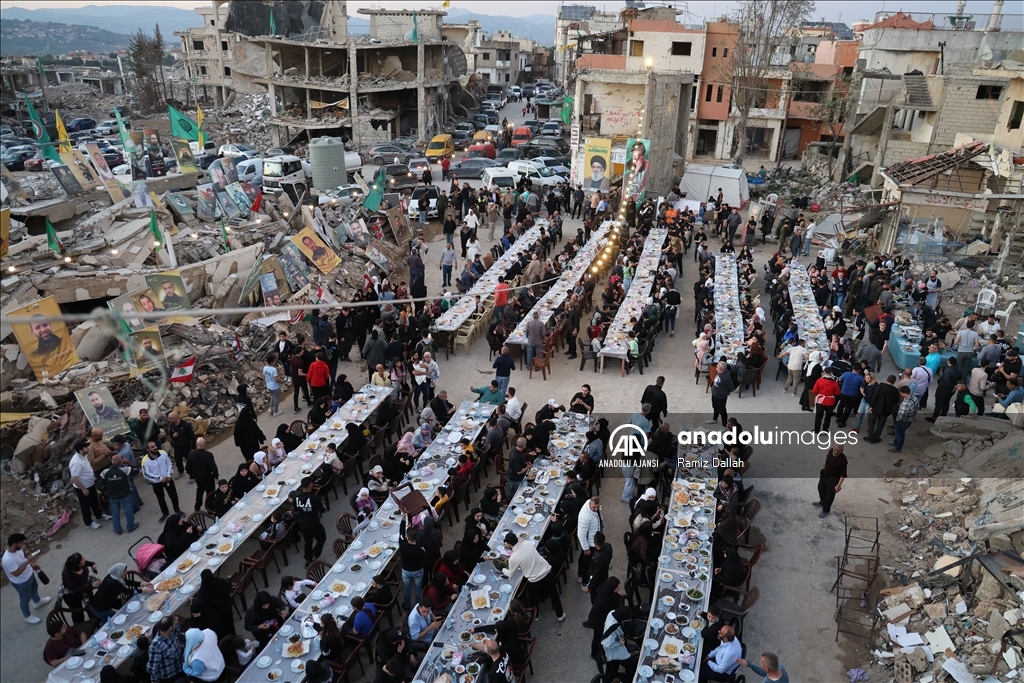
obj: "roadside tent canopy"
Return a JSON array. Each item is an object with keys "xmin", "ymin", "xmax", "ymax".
[{"xmin": 679, "ymin": 164, "xmax": 750, "ymax": 207}]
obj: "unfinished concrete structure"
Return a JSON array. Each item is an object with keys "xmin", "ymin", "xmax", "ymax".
[{"xmin": 175, "ymin": 1, "xmax": 464, "ymax": 147}]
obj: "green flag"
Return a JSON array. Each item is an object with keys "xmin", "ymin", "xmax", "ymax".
[
  {"xmin": 149, "ymin": 210, "xmax": 162, "ymax": 248},
  {"xmin": 45, "ymin": 218, "xmax": 64, "ymax": 255},
  {"xmin": 411, "ymin": 12, "xmax": 418, "ymax": 42},
  {"xmin": 25, "ymin": 94, "xmax": 60, "ymax": 162},
  {"xmin": 269, "ymin": 10, "xmax": 276, "ymax": 35},
  {"xmin": 220, "ymin": 218, "xmax": 230, "ymax": 251},
  {"xmin": 561, "ymin": 96, "xmax": 574, "ymax": 126},
  {"xmin": 114, "ymin": 110, "xmax": 137, "ymax": 159},
  {"xmin": 168, "ymin": 105, "xmax": 199, "ymax": 141}
]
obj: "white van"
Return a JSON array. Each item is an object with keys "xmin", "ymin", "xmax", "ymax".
[
  {"xmin": 236, "ymin": 158, "xmax": 263, "ymax": 188},
  {"xmin": 506, "ymin": 160, "xmax": 565, "ymax": 188},
  {"xmin": 482, "ymin": 167, "xmax": 517, "ymax": 191}
]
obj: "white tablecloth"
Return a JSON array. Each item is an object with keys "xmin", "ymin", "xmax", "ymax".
[
  {"xmin": 788, "ymin": 268, "xmax": 829, "ymax": 353},
  {"xmin": 46, "ymin": 384, "xmax": 393, "ymax": 683},
  {"xmin": 435, "ymin": 224, "xmax": 546, "ymax": 333},
  {"xmin": 714, "ymin": 253, "xmax": 745, "ymax": 361},
  {"xmin": 235, "ymin": 400, "xmax": 495, "ymax": 683},
  {"xmin": 506, "ymin": 221, "xmax": 615, "ymax": 346},
  {"xmin": 600, "ymin": 227, "xmax": 668, "ymax": 359}
]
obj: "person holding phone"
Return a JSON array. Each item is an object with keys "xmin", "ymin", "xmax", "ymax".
[{"xmin": 3, "ymin": 533, "xmax": 51, "ymax": 624}]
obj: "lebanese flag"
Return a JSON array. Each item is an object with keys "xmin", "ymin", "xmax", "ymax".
[
  {"xmin": 251, "ymin": 192, "xmax": 262, "ymax": 214},
  {"xmin": 170, "ymin": 357, "xmax": 196, "ymax": 383},
  {"xmin": 232, "ymin": 333, "xmax": 244, "ymax": 362}
]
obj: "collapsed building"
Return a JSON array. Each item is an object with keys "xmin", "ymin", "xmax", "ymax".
[{"xmin": 174, "ymin": 0, "xmax": 469, "ymax": 148}]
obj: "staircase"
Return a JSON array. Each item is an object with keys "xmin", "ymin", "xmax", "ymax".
[{"xmin": 901, "ymin": 74, "xmax": 934, "ymax": 109}]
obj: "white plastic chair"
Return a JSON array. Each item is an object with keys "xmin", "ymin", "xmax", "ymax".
[
  {"xmin": 995, "ymin": 300, "xmax": 1016, "ymax": 328},
  {"xmin": 975, "ymin": 288, "xmax": 997, "ymax": 315}
]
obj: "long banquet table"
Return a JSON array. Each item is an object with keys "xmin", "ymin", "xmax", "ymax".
[
  {"xmin": 599, "ymin": 227, "xmax": 669, "ymax": 375},
  {"xmin": 713, "ymin": 253, "xmax": 745, "ymax": 362},
  {"xmin": 787, "ymin": 267, "xmax": 829, "ymax": 354},
  {"xmin": 506, "ymin": 220, "xmax": 615, "ymax": 347},
  {"xmin": 435, "ymin": 224, "xmax": 545, "ymax": 333},
  {"xmin": 632, "ymin": 457, "xmax": 718, "ymax": 683},
  {"xmin": 413, "ymin": 411, "xmax": 593, "ymax": 683},
  {"xmin": 235, "ymin": 400, "xmax": 495, "ymax": 683},
  {"xmin": 46, "ymin": 384, "xmax": 394, "ymax": 683}
]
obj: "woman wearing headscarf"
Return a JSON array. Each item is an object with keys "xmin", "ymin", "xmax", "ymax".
[
  {"xmin": 229, "ymin": 462, "xmax": 259, "ymax": 499},
  {"xmin": 480, "ymin": 487, "xmax": 503, "ymax": 525},
  {"xmin": 267, "ymin": 438, "xmax": 288, "ymax": 466},
  {"xmin": 275, "ymin": 424, "xmax": 301, "ymax": 453},
  {"xmin": 89, "ymin": 564, "xmax": 130, "ymax": 620},
  {"xmin": 364, "ymin": 465, "xmax": 389, "ymax": 502},
  {"xmin": 419, "ymin": 406, "xmax": 440, "ymax": 433},
  {"xmin": 61, "ymin": 553, "xmax": 99, "ymax": 622},
  {"xmin": 158, "ymin": 513, "xmax": 200, "ymax": 562},
  {"xmin": 341, "ymin": 422, "xmax": 368, "ymax": 458},
  {"xmin": 628, "ymin": 520, "xmax": 658, "ymax": 570},
  {"xmin": 438, "ymin": 550, "xmax": 467, "ymax": 587},
  {"xmin": 711, "ymin": 544, "xmax": 746, "ymax": 602},
  {"xmin": 99, "ymin": 665, "xmax": 131, "ymax": 683},
  {"xmin": 195, "ymin": 569, "xmax": 235, "ymax": 636},
  {"xmin": 395, "ymin": 428, "xmax": 417, "ymax": 456},
  {"xmin": 693, "ymin": 332, "xmax": 711, "ymax": 376},
  {"xmin": 465, "ymin": 507, "xmax": 491, "ymax": 539},
  {"xmin": 587, "ymin": 577, "xmax": 623, "ymax": 659},
  {"xmin": 333, "ymin": 373, "xmax": 355, "ymax": 404},
  {"xmin": 381, "ymin": 446, "xmax": 412, "ymax": 484},
  {"xmin": 459, "ymin": 525, "xmax": 486, "ymax": 568},
  {"xmin": 185, "ymin": 598, "xmax": 219, "ymax": 634},
  {"xmin": 233, "ymin": 385, "xmax": 265, "ymax": 461},
  {"xmin": 354, "ymin": 487, "xmax": 378, "ymax": 527},
  {"xmin": 470, "ymin": 600, "xmax": 529, "ymax": 666},
  {"xmin": 182, "ymin": 627, "xmax": 225, "ymax": 682},
  {"xmin": 244, "ymin": 591, "xmax": 288, "ymax": 648},
  {"xmin": 249, "ymin": 450, "xmax": 269, "ymax": 479},
  {"xmin": 602, "ymin": 605, "xmax": 638, "ymax": 681}
]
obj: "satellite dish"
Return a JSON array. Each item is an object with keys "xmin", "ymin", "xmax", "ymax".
[{"xmin": 978, "ymin": 44, "xmax": 994, "ymax": 62}]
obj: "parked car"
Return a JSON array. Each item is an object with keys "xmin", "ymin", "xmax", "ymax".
[
  {"xmin": 1, "ymin": 149, "xmax": 34, "ymax": 171},
  {"xmin": 91, "ymin": 146, "xmax": 123, "ymax": 166},
  {"xmin": 541, "ymin": 121, "xmax": 563, "ymax": 137},
  {"xmin": 264, "ymin": 146, "xmax": 296, "ymax": 157},
  {"xmin": 318, "ymin": 184, "xmax": 365, "ymax": 206},
  {"xmin": 494, "ymin": 147, "xmax": 524, "ymax": 166},
  {"xmin": 533, "ymin": 155, "xmax": 571, "ymax": 177},
  {"xmin": 531, "ymin": 135, "xmax": 569, "ymax": 155},
  {"xmin": 482, "ymin": 167, "xmax": 517, "ymax": 190},
  {"xmin": 472, "ymin": 130, "xmax": 495, "ymax": 145},
  {"xmin": 511, "ymin": 127, "xmax": 533, "ymax": 147},
  {"xmin": 506, "ymin": 160, "xmax": 565, "ymax": 188},
  {"xmin": 408, "ymin": 157, "xmax": 432, "ymax": 180},
  {"xmin": 469, "ymin": 114, "xmax": 489, "ymax": 130},
  {"xmin": 235, "ymin": 158, "xmax": 264, "ymax": 188},
  {"xmin": 480, "ymin": 109, "xmax": 498, "ymax": 125},
  {"xmin": 0, "ymin": 126, "xmax": 13, "ymax": 137},
  {"xmin": 522, "ymin": 85, "xmax": 536, "ymax": 99},
  {"xmin": 407, "ymin": 185, "xmax": 440, "ymax": 221},
  {"xmin": 65, "ymin": 118, "xmax": 97, "ymax": 132},
  {"xmin": 465, "ymin": 142, "xmax": 496, "ymax": 160},
  {"xmin": 452, "ymin": 129, "xmax": 473, "ymax": 152},
  {"xmin": 425, "ymin": 134, "xmax": 454, "ymax": 160},
  {"xmin": 95, "ymin": 120, "xmax": 121, "ymax": 135},
  {"xmin": 509, "ymin": 85, "xmax": 522, "ymax": 100},
  {"xmin": 448, "ymin": 158, "xmax": 498, "ymax": 179},
  {"xmin": 368, "ymin": 143, "xmax": 415, "ymax": 165},
  {"xmin": 24, "ymin": 156, "xmax": 60, "ymax": 172},
  {"xmin": 218, "ymin": 143, "xmax": 259, "ymax": 159},
  {"xmin": 374, "ymin": 163, "xmax": 418, "ymax": 191}
]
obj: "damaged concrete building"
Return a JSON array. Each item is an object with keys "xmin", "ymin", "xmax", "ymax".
[{"xmin": 175, "ymin": 1, "xmax": 467, "ymax": 148}]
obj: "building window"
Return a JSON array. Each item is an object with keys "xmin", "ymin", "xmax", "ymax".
[
  {"xmin": 976, "ymin": 85, "xmax": 1002, "ymax": 100},
  {"xmin": 199, "ymin": 65, "xmax": 207, "ymax": 75},
  {"xmin": 705, "ymin": 84, "xmax": 713, "ymax": 102},
  {"xmin": 224, "ymin": 66, "xmax": 231, "ymax": 76},
  {"xmin": 505, "ymin": 73, "xmax": 510, "ymax": 82},
  {"xmin": 482, "ymin": 52, "xmax": 490, "ymax": 61},
  {"xmin": 691, "ymin": 85, "xmax": 697, "ymax": 110},
  {"xmin": 716, "ymin": 85, "xmax": 723, "ymax": 103},
  {"xmin": 193, "ymin": 39, "xmax": 205, "ymax": 51},
  {"xmin": 711, "ymin": 46, "xmax": 718, "ymax": 57},
  {"xmin": 1009, "ymin": 100, "xmax": 1024, "ymax": 130},
  {"xmin": 629, "ymin": 40, "xmax": 644, "ymax": 57},
  {"xmin": 723, "ymin": 48, "xmax": 729, "ymax": 58},
  {"xmin": 671, "ymin": 42, "xmax": 692, "ymax": 56}
]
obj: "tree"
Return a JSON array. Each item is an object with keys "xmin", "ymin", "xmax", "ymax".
[
  {"xmin": 809, "ymin": 74, "xmax": 855, "ymax": 178},
  {"xmin": 152, "ymin": 24, "xmax": 168, "ymax": 104},
  {"xmin": 727, "ymin": 0, "xmax": 815, "ymax": 164},
  {"xmin": 127, "ymin": 25, "xmax": 166, "ymax": 111}
]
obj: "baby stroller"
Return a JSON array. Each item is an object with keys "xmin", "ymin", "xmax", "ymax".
[{"xmin": 130, "ymin": 536, "xmax": 167, "ymax": 580}]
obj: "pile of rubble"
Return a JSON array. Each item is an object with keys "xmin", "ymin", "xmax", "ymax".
[
  {"xmin": 0, "ymin": 468, "xmax": 78, "ymax": 550},
  {"xmin": 762, "ymin": 165, "xmax": 874, "ymax": 214},
  {"xmin": 42, "ymin": 81, "xmax": 123, "ymax": 118},
  {"xmin": 203, "ymin": 92, "xmax": 274, "ymax": 152}
]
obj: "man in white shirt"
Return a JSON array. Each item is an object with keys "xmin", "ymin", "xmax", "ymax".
[
  {"xmin": 977, "ymin": 313, "xmax": 1001, "ymax": 337},
  {"xmin": 464, "ymin": 209, "xmax": 480, "ymax": 233},
  {"xmin": 780, "ymin": 339, "xmax": 808, "ymax": 394},
  {"xmin": 699, "ymin": 625, "xmax": 743, "ymax": 680},
  {"xmin": 3, "ymin": 532, "xmax": 51, "ymax": 623},
  {"xmin": 577, "ymin": 496, "xmax": 603, "ymax": 587},
  {"xmin": 69, "ymin": 440, "xmax": 107, "ymax": 529},
  {"xmin": 802, "ymin": 220, "xmax": 816, "ymax": 256},
  {"xmin": 504, "ymin": 387, "xmax": 523, "ymax": 422},
  {"xmin": 502, "ymin": 532, "xmax": 564, "ymax": 620},
  {"xmin": 141, "ymin": 441, "xmax": 181, "ymax": 522}
]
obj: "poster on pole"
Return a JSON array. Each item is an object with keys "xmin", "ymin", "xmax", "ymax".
[
  {"xmin": 75, "ymin": 385, "xmax": 130, "ymax": 436},
  {"xmin": 144, "ymin": 129, "xmax": 166, "ymax": 177},
  {"xmin": 9, "ymin": 296, "xmax": 80, "ymax": 380},
  {"xmin": 622, "ymin": 138, "xmax": 651, "ymax": 205},
  {"xmin": 85, "ymin": 143, "xmax": 128, "ymax": 202},
  {"xmin": 582, "ymin": 138, "xmax": 611, "ymax": 193}
]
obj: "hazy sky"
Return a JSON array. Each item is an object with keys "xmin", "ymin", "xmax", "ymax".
[{"xmin": 0, "ymin": 0, "xmax": 1007, "ymax": 24}]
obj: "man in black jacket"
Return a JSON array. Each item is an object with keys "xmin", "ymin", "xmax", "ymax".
[
  {"xmin": 294, "ymin": 477, "xmax": 326, "ymax": 566},
  {"xmin": 167, "ymin": 411, "xmax": 195, "ymax": 477},
  {"xmin": 641, "ymin": 376, "xmax": 669, "ymax": 430},
  {"xmin": 585, "ymin": 532, "xmax": 612, "ymax": 603},
  {"xmin": 926, "ymin": 358, "xmax": 962, "ymax": 422},
  {"xmin": 362, "ymin": 330, "xmax": 388, "ymax": 382},
  {"xmin": 100, "ymin": 454, "xmax": 137, "ymax": 535},
  {"xmin": 186, "ymin": 437, "xmax": 219, "ymax": 512},
  {"xmin": 865, "ymin": 375, "xmax": 900, "ymax": 443},
  {"xmin": 275, "ymin": 331, "xmax": 294, "ymax": 380}
]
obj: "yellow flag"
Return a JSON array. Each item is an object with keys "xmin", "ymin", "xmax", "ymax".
[
  {"xmin": 196, "ymin": 105, "xmax": 205, "ymax": 147},
  {"xmin": 441, "ymin": 0, "xmax": 450, "ymax": 7},
  {"xmin": 54, "ymin": 110, "xmax": 72, "ymax": 153}
]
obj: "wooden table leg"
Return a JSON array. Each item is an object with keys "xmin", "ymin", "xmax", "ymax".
[{"xmin": 620, "ymin": 359, "xmax": 626, "ymax": 377}]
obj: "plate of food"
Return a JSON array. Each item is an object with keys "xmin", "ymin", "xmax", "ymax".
[
  {"xmin": 291, "ymin": 660, "xmax": 306, "ymax": 673},
  {"xmin": 239, "ymin": 514, "xmax": 252, "ymax": 523},
  {"xmin": 661, "ymin": 595, "xmax": 675, "ymax": 606},
  {"xmin": 283, "ymin": 640, "xmax": 308, "ymax": 658},
  {"xmin": 459, "ymin": 631, "xmax": 472, "ymax": 643},
  {"xmin": 659, "ymin": 636, "xmax": 687, "ymax": 658},
  {"xmin": 462, "ymin": 611, "xmax": 475, "ymax": 622},
  {"xmin": 472, "ymin": 594, "xmax": 489, "ymax": 610},
  {"xmin": 681, "ymin": 626, "xmax": 695, "ymax": 638},
  {"xmin": 514, "ymin": 515, "xmax": 530, "ymax": 528},
  {"xmin": 175, "ymin": 557, "xmax": 196, "ymax": 573},
  {"xmin": 665, "ymin": 623, "xmax": 679, "ymax": 635},
  {"xmin": 216, "ymin": 541, "xmax": 234, "ymax": 555},
  {"xmin": 330, "ymin": 581, "xmax": 351, "ymax": 596},
  {"xmin": 660, "ymin": 572, "xmax": 674, "ymax": 583},
  {"xmin": 266, "ymin": 668, "xmax": 282, "ymax": 681},
  {"xmin": 367, "ymin": 545, "xmax": 383, "ymax": 558},
  {"xmin": 415, "ymin": 482, "xmax": 431, "ymax": 491},
  {"xmin": 687, "ymin": 589, "xmax": 704, "ymax": 601}
]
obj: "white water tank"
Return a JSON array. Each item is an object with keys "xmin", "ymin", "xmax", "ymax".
[{"xmin": 309, "ymin": 136, "xmax": 347, "ymax": 191}]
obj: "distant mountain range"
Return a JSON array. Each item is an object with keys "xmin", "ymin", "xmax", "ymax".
[
  {"xmin": 0, "ymin": 18, "xmax": 132, "ymax": 56},
  {"xmin": 2, "ymin": 4, "xmax": 557, "ymax": 46}
]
